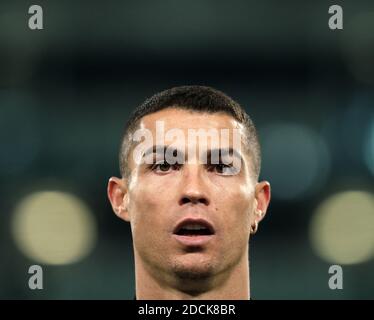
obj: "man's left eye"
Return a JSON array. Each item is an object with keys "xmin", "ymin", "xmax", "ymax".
[{"xmin": 208, "ymin": 163, "xmax": 236, "ymax": 175}]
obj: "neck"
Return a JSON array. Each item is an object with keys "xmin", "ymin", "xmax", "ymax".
[{"xmin": 134, "ymin": 251, "xmax": 250, "ymax": 300}]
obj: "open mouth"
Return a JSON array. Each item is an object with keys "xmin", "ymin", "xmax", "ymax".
[
  {"xmin": 175, "ymin": 224, "xmax": 213, "ymax": 236},
  {"xmin": 173, "ymin": 219, "xmax": 215, "ymax": 237}
]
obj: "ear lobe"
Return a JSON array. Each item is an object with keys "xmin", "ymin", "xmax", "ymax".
[
  {"xmin": 250, "ymin": 181, "xmax": 271, "ymax": 234},
  {"xmin": 107, "ymin": 177, "xmax": 130, "ymax": 222},
  {"xmin": 254, "ymin": 181, "xmax": 271, "ymax": 218}
]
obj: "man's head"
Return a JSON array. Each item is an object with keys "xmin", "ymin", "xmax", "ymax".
[{"xmin": 108, "ymin": 85, "xmax": 270, "ymax": 296}]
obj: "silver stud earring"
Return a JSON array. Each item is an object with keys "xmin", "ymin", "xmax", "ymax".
[{"xmin": 251, "ymin": 221, "xmax": 258, "ymax": 234}]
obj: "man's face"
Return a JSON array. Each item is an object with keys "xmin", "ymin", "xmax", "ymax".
[{"xmin": 123, "ymin": 108, "xmax": 257, "ymax": 283}]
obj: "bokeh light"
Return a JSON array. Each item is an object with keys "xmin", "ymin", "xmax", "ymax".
[
  {"xmin": 11, "ymin": 191, "xmax": 97, "ymax": 265},
  {"xmin": 260, "ymin": 123, "xmax": 330, "ymax": 200},
  {"xmin": 309, "ymin": 191, "xmax": 374, "ymax": 265}
]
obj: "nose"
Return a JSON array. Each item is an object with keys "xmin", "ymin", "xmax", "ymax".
[{"xmin": 178, "ymin": 165, "xmax": 210, "ymax": 206}]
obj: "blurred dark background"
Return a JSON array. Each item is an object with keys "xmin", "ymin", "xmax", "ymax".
[{"xmin": 0, "ymin": 0, "xmax": 373, "ymax": 299}]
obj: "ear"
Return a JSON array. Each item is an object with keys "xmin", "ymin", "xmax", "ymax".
[
  {"xmin": 107, "ymin": 176, "xmax": 130, "ymax": 222},
  {"xmin": 250, "ymin": 181, "xmax": 271, "ymax": 234}
]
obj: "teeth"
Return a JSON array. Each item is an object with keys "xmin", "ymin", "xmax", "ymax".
[{"xmin": 182, "ymin": 224, "xmax": 207, "ymax": 230}]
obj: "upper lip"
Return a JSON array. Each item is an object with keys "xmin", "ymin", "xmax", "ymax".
[{"xmin": 173, "ymin": 217, "xmax": 215, "ymax": 235}]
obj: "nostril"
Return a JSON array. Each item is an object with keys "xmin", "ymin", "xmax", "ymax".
[
  {"xmin": 199, "ymin": 198, "xmax": 209, "ymax": 205},
  {"xmin": 181, "ymin": 197, "xmax": 190, "ymax": 205},
  {"xmin": 179, "ymin": 197, "xmax": 209, "ymax": 206}
]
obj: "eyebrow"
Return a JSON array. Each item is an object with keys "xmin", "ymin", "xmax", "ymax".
[
  {"xmin": 205, "ymin": 148, "xmax": 243, "ymax": 164},
  {"xmin": 142, "ymin": 145, "xmax": 184, "ymax": 158},
  {"xmin": 141, "ymin": 145, "xmax": 243, "ymax": 163}
]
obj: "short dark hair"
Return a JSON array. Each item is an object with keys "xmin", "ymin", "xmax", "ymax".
[{"xmin": 119, "ymin": 85, "xmax": 261, "ymax": 179}]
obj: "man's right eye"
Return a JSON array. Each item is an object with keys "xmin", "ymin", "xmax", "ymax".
[{"xmin": 151, "ymin": 161, "xmax": 179, "ymax": 173}]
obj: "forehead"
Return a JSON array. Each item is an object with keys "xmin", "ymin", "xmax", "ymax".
[
  {"xmin": 126, "ymin": 107, "xmax": 254, "ymax": 176},
  {"xmin": 139, "ymin": 108, "xmax": 244, "ymax": 133}
]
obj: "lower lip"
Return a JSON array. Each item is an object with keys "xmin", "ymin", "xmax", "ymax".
[{"xmin": 172, "ymin": 234, "xmax": 215, "ymax": 246}]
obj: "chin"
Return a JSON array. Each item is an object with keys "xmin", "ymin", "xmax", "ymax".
[{"xmin": 171, "ymin": 256, "xmax": 217, "ymax": 280}]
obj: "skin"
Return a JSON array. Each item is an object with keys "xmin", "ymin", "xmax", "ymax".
[{"xmin": 107, "ymin": 108, "xmax": 271, "ymax": 300}]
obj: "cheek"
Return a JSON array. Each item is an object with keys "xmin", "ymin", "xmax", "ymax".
[
  {"xmin": 128, "ymin": 181, "xmax": 169, "ymax": 240},
  {"xmin": 217, "ymin": 182, "xmax": 253, "ymax": 233}
]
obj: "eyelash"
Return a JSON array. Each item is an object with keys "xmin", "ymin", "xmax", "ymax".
[
  {"xmin": 207, "ymin": 163, "xmax": 233, "ymax": 173},
  {"xmin": 150, "ymin": 162, "xmax": 181, "ymax": 172}
]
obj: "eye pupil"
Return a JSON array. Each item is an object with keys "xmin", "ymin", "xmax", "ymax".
[
  {"xmin": 216, "ymin": 164, "xmax": 225, "ymax": 173},
  {"xmin": 159, "ymin": 163, "xmax": 170, "ymax": 171}
]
